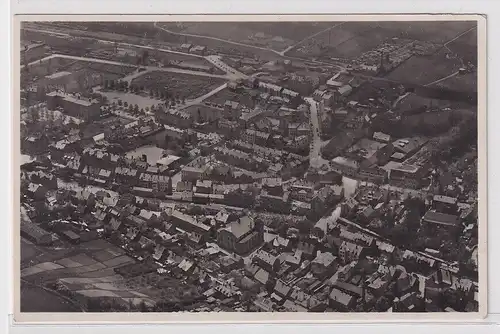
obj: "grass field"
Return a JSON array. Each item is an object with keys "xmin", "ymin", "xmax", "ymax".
[
  {"xmin": 23, "ymin": 57, "xmax": 136, "ymax": 92},
  {"xmin": 435, "ymin": 72, "xmax": 478, "ymax": 93},
  {"xmin": 20, "ymin": 238, "xmax": 160, "ymax": 311},
  {"xmin": 446, "ymin": 27, "xmax": 478, "ymax": 64},
  {"xmin": 158, "ymin": 22, "xmax": 334, "ymax": 52},
  {"xmin": 386, "ymin": 49, "xmax": 463, "ymax": 86},
  {"xmin": 131, "ymin": 71, "xmax": 225, "ymax": 100},
  {"xmin": 205, "ymin": 87, "xmax": 256, "ymax": 109},
  {"xmin": 288, "ymin": 21, "xmax": 477, "ymax": 60},
  {"xmin": 21, "ymin": 282, "xmax": 81, "ymax": 312}
]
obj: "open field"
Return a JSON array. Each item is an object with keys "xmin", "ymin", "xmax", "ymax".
[
  {"xmin": 385, "ymin": 49, "xmax": 463, "ymax": 86},
  {"xmin": 20, "ymin": 239, "xmax": 159, "ymax": 309},
  {"xmin": 205, "ymin": 87, "xmax": 257, "ymax": 109},
  {"xmin": 21, "ymin": 282, "xmax": 81, "ymax": 312},
  {"xmin": 158, "ymin": 22, "xmax": 334, "ymax": 52},
  {"xmin": 446, "ymin": 27, "xmax": 478, "ymax": 64},
  {"xmin": 98, "ymin": 90, "xmax": 164, "ymax": 110},
  {"xmin": 434, "ymin": 72, "xmax": 477, "ymax": 93},
  {"xmin": 131, "ymin": 71, "xmax": 226, "ymax": 100},
  {"xmin": 288, "ymin": 21, "xmax": 477, "ymax": 60},
  {"xmin": 23, "ymin": 57, "xmax": 136, "ymax": 92}
]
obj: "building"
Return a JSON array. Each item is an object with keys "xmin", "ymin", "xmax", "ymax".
[
  {"xmin": 311, "ymin": 185, "xmax": 344, "ymax": 217},
  {"xmin": 170, "ymin": 210, "xmax": 212, "ymax": 241},
  {"xmin": 311, "ymin": 252, "xmax": 338, "ymax": 278},
  {"xmin": 253, "ymin": 249, "xmax": 280, "ymax": 273},
  {"xmin": 373, "ymin": 132, "xmax": 391, "ymax": 143},
  {"xmin": 329, "ymin": 288, "xmax": 357, "ymax": 310},
  {"xmin": 26, "ymin": 183, "xmax": 47, "ymax": 201},
  {"xmin": 190, "ymin": 45, "xmax": 207, "ymax": 56},
  {"xmin": 330, "ymin": 156, "xmax": 360, "ymax": 177},
  {"xmin": 389, "ymin": 164, "xmax": 425, "ymax": 189},
  {"xmin": 224, "ymin": 100, "xmax": 242, "ymax": 120},
  {"xmin": 259, "ymin": 191, "xmax": 290, "ymax": 214},
  {"xmin": 432, "ymin": 195, "xmax": 458, "ymax": 214},
  {"xmin": 195, "ymin": 180, "xmax": 213, "ymax": 194},
  {"xmin": 358, "ymin": 166, "xmax": 388, "ymax": 184},
  {"xmin": 181, "ymin": 166, "xmax": 209, "ymax": 182},
  {"xmin": 339, "ymin": 241, "xmax": 367, "ymax": 264},
  {"xmin": 138, "ymin": 173, "xmax": 171, "ymax": 192},
  {"xmin": 217, "ymin": 216, "xmax": 263, "ymax": 255},
  {"xmin": 241, "ymin": 129, "xmax": 270, "ymax": 146},
  {"xmin": 422, "ymin": 211, "xmax": 460, "ymax": 230},
  {"xmin": 392, "ymin": 137, "xmax": 429, "ymax": 160},
  {"xmin": 21, "ymin": 219, "xmax": 53, "ymax": 245},
  {"xmin": 46, "ymin": 91, "xmax": 101, "ymax": 121}
]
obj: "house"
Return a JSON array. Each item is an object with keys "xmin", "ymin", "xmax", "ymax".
[
  {"xmin": 29, "ymin": 171, "xmax": 58, "ymax": 190},
  {"xmin": 373, "ymin": 132, "xmax": 391, "ymax": 143},
  {"xmin": 330, "ymin": 156, "xmax": 360, "ymax": 177},
  {"xmin": 297, "ymin": 241, "xmax": 317, "ymax": 260},
  {"xmin": 329, "ymin": 288, "xmax": 356, "ymax": 310},
  {"xmin": 190, "ymin": 45, "xmax": 207, "ymax": 56},
  {"xmin": 389, "ymin": 164, "xmax": 424, "ymax": 189},
  {"xmin": 259, "ymin": 191, "xmax": 290, "ymax": 214},
  {"xmin": 253, "ymin": 249, "xmax": 280, "ymax": 273},
  {"xmin": 180, "ymin": 43, "xmax": 192, "ymax": 52},
  {"xmin": 282, "ymin": 299, "xmax": 308, "ymax": 312},
  {"xmin": 241, "ymin": 129, "xmax": 270, "ymax": 146},
  {"xmin": 311, "ymin": 252, "xmax": 338, "ymax": 278},
  {"xmin": 331, "ymin": 280, "xmax": 364, "ymax": 299},
  {"xmin": 274, "ymin": 279, "xmax": 292, "ymax": 299},
  {"xmin": 217, "ymin": 216, "xmax": 263, "ymax": 255},
  {"xmin": 311, "ymin": 185, "xmax": 344, "ymax": 217},
  {"xmin": 422, "ymin": 211, "xmax": 460, "ymax": 230},
  {"xmin": 26, "ymin": 183, "xmax": 47, "ymax": 201},
  {"xmin": 21, "ymin": 219, "xmax": 54, "ymax": 245},
  {"xmin": 339, "ymin": 241, "xmax": 367, "ymax": 264},
  {"xmin": 170, "ymin": 210, "xmax": 212, "ymax": 241},
  {"xmin": 181, "ymin": 166, "xmax": 209, "ymax": 182},
  {"xmin": 254, "ymin": 268, "xmax": 272, "ymax": 286},
  {"xmin": 432, "ymin": 195, "xmax": 458, "ymax": 214}
]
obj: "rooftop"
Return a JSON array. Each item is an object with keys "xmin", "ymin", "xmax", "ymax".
[
  {"xmin": 223, "ymin": 216, "xmax": 255, "ymax": 240},
  {"xmin": 422, "ymin": 211, "xmax": 459, "ymax": 227}
]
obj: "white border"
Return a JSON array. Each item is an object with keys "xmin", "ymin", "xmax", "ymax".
[{"xmin": 4, "ymin": 0, "xmax": 499, "ymax": 332}]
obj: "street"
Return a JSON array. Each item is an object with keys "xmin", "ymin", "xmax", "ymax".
[{"xmin": 304, "ymin": 97, "xmax": 329, "ymax": 169}]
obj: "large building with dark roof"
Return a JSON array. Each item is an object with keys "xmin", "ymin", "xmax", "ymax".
[{"xmin": 217, "ymin": 216, "xmax": 263, "ymax": 255}]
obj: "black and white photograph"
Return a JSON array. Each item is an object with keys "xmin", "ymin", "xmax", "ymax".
[{"xmin": 15, "ymin": 16, "xmax": 485, "ymax": 319}]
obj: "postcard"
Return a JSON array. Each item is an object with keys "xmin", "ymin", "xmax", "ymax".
[{"xmin": 12, "ymin": 14, "xmax": 487, "ymax": 323}]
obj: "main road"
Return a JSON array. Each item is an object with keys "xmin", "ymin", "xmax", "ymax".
[
  {"xmin": 304, "ymin": 97, "xmax": 329, "ymax": 169},
  {"xmin": 22, "ymin": 53, "xmax": 233, "ymax": 80}
]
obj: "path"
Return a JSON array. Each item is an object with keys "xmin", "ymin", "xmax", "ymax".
[
  {"xmin": 24, "ymin": 25, "xmax": 347, "ymax": 74},
  {"xmin": 154, "ymin": 22, "xmax": 284, "ymax": 56},
  {"xmin": 444, "ymin": 26, "xmax": 477, "ymax": 47},
  {"xmin": 279, "ymin": 22, "xmax": 346, "ymax": 56},
  {"xmin": 205, "ymin": 55, "xmax": 247, "ymax": 80},
  {"xmin": 23, "ymin": 53, "xmax": 232, "ymax": 81},
  {"xmin": 184, "ymin": 82, "xmax": 228, "ymax": 107},
  {"xmin": 425, "ymin": 71, "xmax": 459, "ymax": 87}
]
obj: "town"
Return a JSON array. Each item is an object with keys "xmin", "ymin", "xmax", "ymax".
[{"xmin": 19, "ymin": 21, "xmax": 479, "ymax": 313}]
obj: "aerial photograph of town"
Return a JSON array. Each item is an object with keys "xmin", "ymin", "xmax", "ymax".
[{"xmin": 18, "ymin": 20, "xmax": 479, "ymax": 314}]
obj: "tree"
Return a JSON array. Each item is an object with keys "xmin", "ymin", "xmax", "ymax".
[
  {"xmin": 134, "ymin": 104, "xmax": 139, "ymax": 113},
  {"xmin": 118, "ymin": 99, "xmax": 123, "ymax": 107}
]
